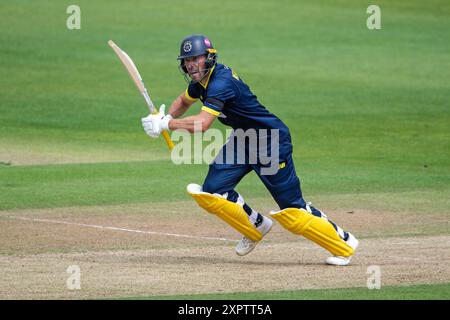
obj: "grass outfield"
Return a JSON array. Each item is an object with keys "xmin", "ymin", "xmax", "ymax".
[
  {"xmin": 127, "ymin": 283, "xmax": 450, "ymax": 300},
  {"xmin": 0, "ymin": 1, "xmax": 449, "ymax": 299},
  {"xmin": 1, "ymin": 160, "xmax": 449, "ymax": 212},
  {"xmin": 1, "ymin": 0, "xmax": 448, "ymax": 210}
]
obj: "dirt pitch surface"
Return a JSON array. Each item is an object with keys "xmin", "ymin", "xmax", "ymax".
[{"xmin": 0, "ymin": 202, "xmax": 449, "ymax": 299}]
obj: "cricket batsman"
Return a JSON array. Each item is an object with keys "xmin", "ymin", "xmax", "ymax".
[{"xmin": 141, "ymin": 34, "xmax": 359, "ymax": 265}]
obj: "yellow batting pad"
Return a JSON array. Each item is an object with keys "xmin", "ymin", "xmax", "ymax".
[
  {"xmin": 187, "ymin": 184, "xmax": 262, "ymax": 242},
  {"xmin": 270, "ymin": 208, "xmax": 354, "ymax": 257}
]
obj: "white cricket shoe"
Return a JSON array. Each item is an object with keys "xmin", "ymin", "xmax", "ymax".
[
  {"xmin": 325, "ymin": 232, "xmax": 359, "ymax": 266},
  {"xmin": 235, "ymin": 216, "xmax": 273, "ymax": 256}
]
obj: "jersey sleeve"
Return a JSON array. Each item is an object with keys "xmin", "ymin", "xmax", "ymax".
[
  {"xmin": 186, "ymin": 82, "xmax": 201, "ymax": 101},
  {"xmin": 202, "ymin": 77, "xmax": 235, "ymax": 116}
]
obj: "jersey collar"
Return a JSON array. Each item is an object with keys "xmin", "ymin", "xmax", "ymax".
[{"xmin": 199, "ymin": 65, "xmax": 216, "ymax": 89}]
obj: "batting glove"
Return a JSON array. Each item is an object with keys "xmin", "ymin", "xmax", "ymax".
[{"xmin": 141, "ymin": 104, "xmax": 172, "ymax": 138}]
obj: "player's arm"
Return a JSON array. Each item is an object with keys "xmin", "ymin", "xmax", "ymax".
[
  {"xmin": 168, "ymin": 110, "xmax": 216, "ymax": 133},
  {"xmin": 168, "ymin": 90, "xmax": 197, "ymax": 119}
]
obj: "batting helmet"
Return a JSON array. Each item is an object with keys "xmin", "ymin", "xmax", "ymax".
[{"xmin": 177, "ymin": 34, "xmax": 217, "ymax": 73}]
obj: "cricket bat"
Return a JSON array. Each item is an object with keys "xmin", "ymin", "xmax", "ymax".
[{"xmin": 108, "ymin": 40, "xmax": 174, "ymax": 150}]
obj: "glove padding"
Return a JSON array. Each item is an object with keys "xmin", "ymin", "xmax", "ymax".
[{"xmin": 141, "ymin": 104, "xmax": 172, "ymax": 138}]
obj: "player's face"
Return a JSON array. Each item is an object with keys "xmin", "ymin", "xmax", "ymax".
[{"xmin": 184, "ymin": 55, "xmax": 207, "ymax": 82}]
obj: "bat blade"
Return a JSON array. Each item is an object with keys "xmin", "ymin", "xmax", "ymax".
[
  {"xmin": 108, "ymin": 40, "xmax": 174, "ymax": 150},
  {"xmin": 108, "ymin": 40, "xmax": 146, "ymax": 96}
]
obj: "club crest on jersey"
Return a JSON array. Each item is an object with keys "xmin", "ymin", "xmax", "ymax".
[{"xmin": 183, "ymin": 41, "xmax": 192, "ymax": 53}]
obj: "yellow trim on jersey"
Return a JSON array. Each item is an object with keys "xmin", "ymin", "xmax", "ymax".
[
  {"xmin": 232, "ymin": 69, "xmax": 240, "ymax": 80},
  {"xmin": 185, "ymin": 89, "xmax": 198, "ymax": 102},
  {"xmin": 201, "ymin": 106, "xmax": 220, "ymax": 116},
  {"xmin": 200, "ymin": 65, "xmax": 216, "ymax": 89}
]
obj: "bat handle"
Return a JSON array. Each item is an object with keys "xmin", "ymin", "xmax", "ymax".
[
  {"xmin": 162, "ymin": 130, "xmax": 175, "ymax": 150},
  {"xmin": 142, "ymin": 90, "xmax": 156, "ymax": 114},
  {"xmin": 143, "ymin": 91, "xmax": 175, "ymax": 151}
]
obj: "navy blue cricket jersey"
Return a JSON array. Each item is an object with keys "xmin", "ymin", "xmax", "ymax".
[{"xmin": 185, "ymin": 63, "xmax": 292, "ymax": 151}]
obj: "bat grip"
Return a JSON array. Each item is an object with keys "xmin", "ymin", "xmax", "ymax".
[{"xmin": 162, "ymin": 130, "xmax": 175, "ymax": 150}]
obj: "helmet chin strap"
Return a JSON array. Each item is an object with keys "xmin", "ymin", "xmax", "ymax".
[{"xmin": 194, "ymin": 67, "xmax": 211, "ymax": 84}]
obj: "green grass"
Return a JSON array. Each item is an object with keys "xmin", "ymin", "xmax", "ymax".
[
  {"xmin": 1, "ymin": 1, "xmax": 449, "ymax": 213},
  {"xmin": 0, "ymin": 159, "xmax": 448, "ymax": 212},
  {"xmin": 0, "ymin": 0, "xmax": 449, "ymax": 301},
  {"xmin": 123, "ymin": 283, "xmax": 450, "ymax": 300}
]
